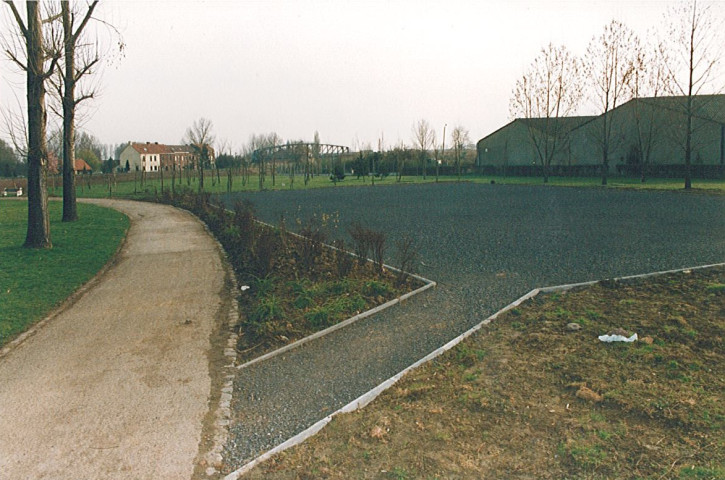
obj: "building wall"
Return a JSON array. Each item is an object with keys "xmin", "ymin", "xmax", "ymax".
[
  {"xmin": 119, "ymin": 143, "xmax": 164, "ymax": 172},
  {"xmin": 119, "ymin": 144, "xmax": 141, "ymax": 171},
  {"xmin": 476, "ymin": 121, "xmax": 536, "ymax": 168},
  {"xmin": 477, "ymin": 120, "xmax": 595, "ymax": 171},
  {"xmin": 141, "ymin": 152, "xmax": 160, "ymax": 172},
  {"xmin": 568, "ymin": 102, "xmax": 724, "ymax": 172},
  {"xmin": 477, "ymin": 99, "xmax": 724, "ymax": 175}
]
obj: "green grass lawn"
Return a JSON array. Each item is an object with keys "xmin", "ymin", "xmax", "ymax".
[
  {"xmin": 0, "ymin": 200, "xmax": 129, "ymax": 348},
  {"xmin": 47, "ymin": 171, "xmax": 725, "ymax": 200},
  {"xmin": 474, "ymin": 175, "xmax": 725, "ymax": 192}
]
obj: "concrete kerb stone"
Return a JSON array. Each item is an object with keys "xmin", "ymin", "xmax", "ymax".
[{"xmin": 222, "ymin": 262, "xmax": 724, "ymax": 480}]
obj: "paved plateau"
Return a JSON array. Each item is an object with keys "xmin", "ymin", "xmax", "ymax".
[
  {"xmin": 0, "ymin": 199, "xmax": 232, "ymax": 480},
  {"xmin": 220, "ymin": 183, "xmax": 725, "ymax": 471}
]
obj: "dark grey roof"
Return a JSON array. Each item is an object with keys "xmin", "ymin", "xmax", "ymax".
[
  {"xmin": 616, "ymin": 94, "xmax": 725, "ymax": 123},
  {"xmin": 519, "ymin": 116, "xmax": 598, "ymax": 135}
]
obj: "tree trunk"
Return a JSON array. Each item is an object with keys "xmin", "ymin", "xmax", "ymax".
[
  {"xmin": 601, "ymin": 116, "xmax": 608, "ymax": 186},
  {"xmin": 198, "ymin": 159, "xmax": 204, "ymax": 192},
  {"xmin": 25, "ymin": 1, "xmax": 52, "ymax": 248},
  {"xmin": 684, "ymin": 95, "xmax": 693, "ymax": 190},
  {"xmin": 62, "ymin": 1, "xmax": 78, "ymax": 222}
]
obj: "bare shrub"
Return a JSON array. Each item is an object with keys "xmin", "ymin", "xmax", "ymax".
[
  {"xmin": 277, "ymin": 215, "xmax": 290, "ymax": 254},
  {"xmin": 333, "ymin": 239, "xmax": 354, "ymax": 278},
  {"xmin": 253, "ymin": 228, "xmax": 279, "ymax": 277},
  {"xmin": 233, "ymin": 200, "xmax": 256, "ymax": 252},
  {"xmin": 298, "ymin": 219, "xmax": 327, "ymax": 273},
  {"xmin": 349, "ymin": 223, "xmax": 386, "ymax": 273},
  {"xmin": 395, "ymin": 235, "xmax": 418, "ymax": 285},
  {"xmin": 368, "ymin": 230, "xmax": 386, "ymax": 274},
  {"xmin": 194, "ymin": 191, "xmax": 212, "ymax": 212},
  {"xmin": 348, "ymin": 223, "xmax": 370, "ymax": 266}
]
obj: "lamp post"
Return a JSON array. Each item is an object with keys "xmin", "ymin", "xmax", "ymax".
[{"xmin": 436, "ymin": 123, "xmax": 447, "ymax": 182}]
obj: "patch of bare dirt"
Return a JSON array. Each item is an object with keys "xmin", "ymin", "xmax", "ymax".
[{"xmin": 242, "ymin": 266, "xmax": 724, "ymax": 479}]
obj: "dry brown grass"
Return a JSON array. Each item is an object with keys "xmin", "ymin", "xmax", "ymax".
[{"xmin": 242, "ymin": 267, "xmax": 724, "ymax": 480}]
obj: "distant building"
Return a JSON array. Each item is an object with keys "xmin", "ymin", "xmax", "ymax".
[
  {"xmin": 74, "ymin": 158, "xmax": 93, "ymax": 174},
  {"xmin": 477, "ymin": 95, "xmax": 725, "ymax": 177},
  {"xmin": 118, "ymin": 142, "xmax": 215, "ymax": 173},
  {"xmin": 48, "ymin": 155, "xmax": 94, "ymax": 174},
  {"xmin": 476, "ymin": 116, "xmax": 596, "ymax": 176}
]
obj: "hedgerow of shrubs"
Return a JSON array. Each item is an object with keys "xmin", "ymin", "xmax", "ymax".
[{"xmin": 158, "ymin": 188, "xmax": 420, "ymax": 361}]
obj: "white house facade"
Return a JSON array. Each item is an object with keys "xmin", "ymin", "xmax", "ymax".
[{"xmin": 119, "ymin": 142, "xmax": 205, "ymax": 172}]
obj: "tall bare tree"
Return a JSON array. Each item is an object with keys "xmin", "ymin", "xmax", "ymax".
[
  {"xmin": 451, "ymin": 125, "xmax": 469, "ymax": 182},
  {"xmin": 412, "ymin": 119, "xmax": 435, "ymax": 179},
  {"xmin": 4, "ymin": 0, "xmax": 61, "ymax": 248},
  {"xmin": 585, "ymin": 20, "xmax": 638, "ymax": 186},
  {"xmin": 54, "ymin": 0, "xmax": 99, "ymax": 222},
  {"xmin": 510, "ymin": 43, "xmax": 583, "ymax": 183},
  {"xmin": 184, "ymin": 117, "xmax": 215, "ymax": 192},
  {"xmin": 628, "ymin": 37, "xmax": 670, "ymax": 183},
  {"xmin": 244, "ymin": 131, "xmax": 280, "ymax": 190},
  {"xmin": 660, "ymin": 0, "xmax": 722, "ymax": 189}
]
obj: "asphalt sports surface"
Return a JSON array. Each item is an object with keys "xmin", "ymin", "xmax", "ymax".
[{"xmin": 218, "ymin": 183, "xmax": 724, "ymax": 470}]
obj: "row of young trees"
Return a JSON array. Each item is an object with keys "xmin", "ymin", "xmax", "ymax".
[
  {"xmin": 510, "ymin": 0, "xmax": 722, "ymax": 188},
  {"xmin": 220, "ymin": 125, "xmax": 473, "ymax": 187},
  {"xmin": 2, "ymin": 0, "xmax": 121, "ymax": 248},
  {"xmin": 411, "ymin": 120, "xmax": 471, "ymax": 181}
]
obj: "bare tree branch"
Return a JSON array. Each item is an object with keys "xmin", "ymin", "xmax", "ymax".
[
  {"xmin": 659, "ymin": 0, "xmax": 723, "ymax": 188},
  {"xmin": 585, "ymin": 19, "xmax": 638, "ymax": 185},
  {"xmin": 510, "ymin": 43, "xmax": 583, "ymax": 183},
  {"xmin": 72, "ymin": 0, "xmax": 99, "ymax": 43},
  {"xmin": 3, "ymin": 0, "xmax": 27, "ymax": 37},
  {"xmin": 412, "ymin": 119, "xmax": 435, "ymax": 179},
  {"xmin": 4, "ymin": 46, "xmax": 26, "ymax": 70},
  {"xmin": 184, "ymin": 117, "xmax": 216, "ymax": 192}
]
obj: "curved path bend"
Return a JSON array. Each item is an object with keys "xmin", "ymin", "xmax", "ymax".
[{"xmin": 0, "ymin": 199, "xmax": 232, "ymax": 480}]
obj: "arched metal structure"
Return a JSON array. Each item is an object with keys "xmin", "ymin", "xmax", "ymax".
[
  {"xmin": 253, "ymin": 143, "xmax": 349, "ymax": 160},
  {"xmin": 252, "ymin": 143, "xmax": 350, "ymax": 186}
]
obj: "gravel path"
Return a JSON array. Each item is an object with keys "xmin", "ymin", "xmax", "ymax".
[
  {"xmin": 0, "ymin": 200, "xmax": 232, "ymax": 480},
  {"xmin": 219, "ymin": 183, "xmax": 725, "ymax": 471}
]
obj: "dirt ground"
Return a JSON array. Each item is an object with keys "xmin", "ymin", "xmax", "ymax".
[
  {"xmin": 0, "ymin": 199, "xmax": 231, "ymax": 480},
  {"xmin": 242, "ymin": 266, "xmax": 724, "ymax": 480}
]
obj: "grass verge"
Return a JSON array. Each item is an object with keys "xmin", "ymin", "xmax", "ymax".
[
  {"xmin": 242, "ymin": 266, "xmax": 724, "ymax": 480},
  {"xmin": 0, "ymin": 200, "xmax": 129, "ymax": 348},
  {"xmin": 45, "ymin": 171, "xmax": 725, "ymax": 200}
]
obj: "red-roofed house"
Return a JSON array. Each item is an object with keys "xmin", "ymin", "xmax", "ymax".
[
  {"xmin": 118, "ymin": 142, "xmax": 210, "ymax": 172},
  {"xmin": 74, "ymin": 158, "xmax": 92, "ymax": 174},
  {"xmin": 48, "ymin": 155, "xmax": 93, "ymax": 174}
]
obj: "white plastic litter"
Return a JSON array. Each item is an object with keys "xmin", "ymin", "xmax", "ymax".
[
  {"xmin": 241, "ymin": 285, "xmax": 250, "ymax": 291},
  {"xmin": 598, "ymin": 333, "xmax": 638, "ymax": 343}
]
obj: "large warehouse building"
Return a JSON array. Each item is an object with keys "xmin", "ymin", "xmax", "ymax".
[{"xmin": 476, "ymin": 95, "xmax": 725, "ymax": 177}]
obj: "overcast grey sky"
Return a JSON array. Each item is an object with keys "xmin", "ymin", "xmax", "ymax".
[{"xmin": 1, "ymin": 0, "xmax": 723, "ymax": 153}]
